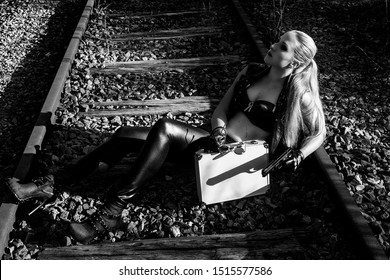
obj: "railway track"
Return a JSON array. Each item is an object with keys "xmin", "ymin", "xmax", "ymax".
[{"xmin": 0, "ymin": 0, "xmax": 387, "ymax": 260}]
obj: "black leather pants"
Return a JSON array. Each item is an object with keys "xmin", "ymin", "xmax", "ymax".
[{"xmin": 56, "ymin": 118, "xmax": 210, "ymax": 203}]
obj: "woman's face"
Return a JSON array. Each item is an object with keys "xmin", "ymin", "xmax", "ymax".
[{"xmin": 264, "ymin": 31, "xmax": 298, "ymax": 69}]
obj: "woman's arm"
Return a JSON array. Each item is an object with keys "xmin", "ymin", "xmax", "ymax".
[
  {"xmin": 298, "ymin": 91, "xmax": 326, "ymax": 159},
  {"xmin": 299, "ymin": 130, "xmax": 325, "ymax": 159},
  {"xmin": 211, "ymin": 66, "xmax": 249, "ymax": 130}
]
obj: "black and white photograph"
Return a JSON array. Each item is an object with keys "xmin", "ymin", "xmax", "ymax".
[{"xmin": 0, "ymin": 0, "xmax": 389, "ymax": 277}]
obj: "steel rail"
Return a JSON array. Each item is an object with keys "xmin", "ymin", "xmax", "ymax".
[
  {"xmin": 228, "ymin": 0, "xmax": 387, "ymax": 260},
  {"xmin": 0, "ymin": 0, "xmax": 96, "ymax": 257}
]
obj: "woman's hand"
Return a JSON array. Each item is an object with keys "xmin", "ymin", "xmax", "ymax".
[
  {"xmin": 283, "ymin": 149, "xmax": 304, "ymax": 171},
  {"xmin": 209, "ymin": 126, "xmax": 227, "ymax": 151}
]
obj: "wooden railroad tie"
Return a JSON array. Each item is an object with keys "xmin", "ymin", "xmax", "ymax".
[
  {"xmin": 107, "ymin": 10, "xmax": 207, "ymax": 19},
  {"xmin": 90, "ymin": 55, "xmax": 241, "ymax": 74},
  {"xmin": 111, "ymin": 26, "xmax": 225, "ymax": 41},
  {"xmin": 38, "ymin": 228, "xmax": 312, "ymax": 260},
  {"xmin": 79, "ymin": 96, "xmax": 220, "ymax": 117}
]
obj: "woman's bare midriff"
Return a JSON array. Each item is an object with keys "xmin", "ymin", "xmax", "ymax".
[{"xmin": 226, "ymin": 112, "xmax": 271, "ymax": 142}]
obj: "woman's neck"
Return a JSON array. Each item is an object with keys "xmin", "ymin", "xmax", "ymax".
[{"xmin": 268, "ymin": 66, "xmax": 293, "ymax": 82}]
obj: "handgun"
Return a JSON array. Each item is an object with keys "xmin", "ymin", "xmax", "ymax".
[{"xmin": 261, "ymin": 148, "xmax": 294, "ymax": 177}]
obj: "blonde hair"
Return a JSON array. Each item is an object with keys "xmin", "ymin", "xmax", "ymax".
[{"xmin": 272, "ymin": 30, "xmax": 326, "ymax": 152}]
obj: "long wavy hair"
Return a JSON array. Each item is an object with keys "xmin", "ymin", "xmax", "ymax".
[{"xmin": 272, "ymin": 30, "xmax": 326, "ymax": 152}]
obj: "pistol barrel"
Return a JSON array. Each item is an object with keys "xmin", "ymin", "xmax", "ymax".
[{"xmin": 262, "ymin": 149, "xmax": 292, "ymax": 177}]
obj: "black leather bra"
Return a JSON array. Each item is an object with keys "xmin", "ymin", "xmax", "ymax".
[{"xmin": 229, "ymin": 66, "xmax": 278, "ymax": 133}]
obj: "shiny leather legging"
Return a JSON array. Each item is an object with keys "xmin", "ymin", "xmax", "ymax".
[{"xmin": 56, "ymin": 118, "xmax": 210, "ymax": 202}]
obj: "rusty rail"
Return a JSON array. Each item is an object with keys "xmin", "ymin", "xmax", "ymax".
[{"xmin": 0, "ymin": 0, "xmax": 96, "ymax": 257}]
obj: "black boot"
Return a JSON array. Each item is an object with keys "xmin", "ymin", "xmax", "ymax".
[
  {"xmin": 69, "ymin": 196, "xmax": 128, "ymax": 244},
  {"xmin": 7, "ymin": 175, "xmax": 55, "ymax": 202}
]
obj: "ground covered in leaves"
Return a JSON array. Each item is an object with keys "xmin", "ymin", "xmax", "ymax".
[{"xmin": 1, "ymin": 0, "xmax": 389, "ymax": 260}]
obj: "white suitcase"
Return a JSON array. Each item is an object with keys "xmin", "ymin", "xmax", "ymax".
[{"xmin": 194, "ymin": 140, "xmax": 270, "ymax": 205}]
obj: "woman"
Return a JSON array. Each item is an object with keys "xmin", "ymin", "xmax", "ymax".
[{"xmin": 7, "ymin": 30, "xmax": 326, "ymax": 244}]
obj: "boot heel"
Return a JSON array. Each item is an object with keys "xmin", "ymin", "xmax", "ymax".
[{"xmin": 28, "ymin": 198, "xmax": 50, "ymax": 216}]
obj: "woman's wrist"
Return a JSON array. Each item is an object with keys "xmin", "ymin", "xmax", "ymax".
[
  {"xmin": 210, "ymin": 126, "xmax": 227, "ymax": 147},
  {"xmin": 297, "ymin": 150, "xmax": 304, "ymax": 161},
  {"xmin": 211, "ymin": 126, "xmax": 226, "ymax": 136},
  {"xmin": 294, "ymin": 149, "xmax": 305, "ymax": 167}
]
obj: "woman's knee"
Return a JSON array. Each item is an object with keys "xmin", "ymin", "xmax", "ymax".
[
  {"xmin": 152, "ymin": 118, "xmax": 177, "ymax": 137},
  {"xmin": 112, "ymin": 126, "xmax": 150, "ymax": 140},
  {"xmin": 153, "ymin": 118, "xmax": 208, "ymax": 146}
]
